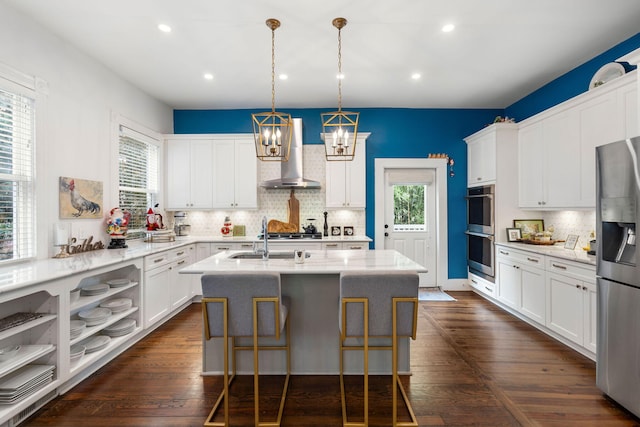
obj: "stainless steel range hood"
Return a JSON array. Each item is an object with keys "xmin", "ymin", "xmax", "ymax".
[{"xmin": 260, "ymin": 118, "xmax": 321, "ymax": 189}]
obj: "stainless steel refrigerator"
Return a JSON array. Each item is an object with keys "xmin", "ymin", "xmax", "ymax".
[{"xmin": 596, "ymin": 136, "xmax": 640, "ymax": 418}]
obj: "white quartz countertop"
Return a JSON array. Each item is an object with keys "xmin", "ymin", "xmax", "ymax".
[
  {"xmin": 181, "ymin": 249, "xmax": 427, "ymax": 275},
  {"xmin": 495, "ymin": 242, "xmax": 596, "ymax": 266},
  {"xmin": 192, "ymin": 234, "xmax": 372, "ymax": 243}
]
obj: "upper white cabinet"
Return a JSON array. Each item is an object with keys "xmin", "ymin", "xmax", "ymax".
[
  {"xmin": 465, "ymin": 124, "xmax": 512, "ymax": 186},
  {"xmin": 212, "ymin": 138, "xmax": 257, "ymax": 209},
  {"xmin": 518, "ymin": 71, "xmax": 637, "ymax": 209},
  {"xmin": 326, "ymin": 139, "xmax": 366, "ymax": 209},
  {"xmin": 166, "ymin": 138, "xmax": 214, "ymax": 210},
  {"xmin": 165, "ymin": 134, "xmax": 258, "ymax": 211}
]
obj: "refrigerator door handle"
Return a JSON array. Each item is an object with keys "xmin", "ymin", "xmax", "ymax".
[{"xmin": 625, "ymin": 138, "xmax": 640, "ymax": 193}]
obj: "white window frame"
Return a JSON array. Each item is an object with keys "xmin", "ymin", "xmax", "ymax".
[
  {"xmin": 0, "ymin": 64, "xmax": 39, "ymax": 263},
  {"xmin": 112, "ymin": 115, "xmax": 162, "ymax": 240}
]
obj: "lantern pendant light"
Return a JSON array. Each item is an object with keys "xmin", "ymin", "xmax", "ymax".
[
  {"xmin": 322, "ymin": 17, "xmax": 359, "ymax": 161},
  {"xmin": 252, "ymin": 19, "xmax": 293, "ymax": 162}
]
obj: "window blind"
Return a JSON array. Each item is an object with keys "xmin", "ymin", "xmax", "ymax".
[
  {"xmin": 118, "ymin": 126, "xmax": 159, "ymax": 238},
  {"xmin": 0, "ymin": 87, "xmax": 35, "ymax": 262}
]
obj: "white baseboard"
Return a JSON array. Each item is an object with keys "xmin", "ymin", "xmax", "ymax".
[{"xmin": 441, "ymin": 278, "xmax": 471, "ymax": 291}]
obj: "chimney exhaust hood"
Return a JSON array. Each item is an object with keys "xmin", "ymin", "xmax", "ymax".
[{"xmin": 260, "ymin": 118, "xmax": 321, "ymax": 189}]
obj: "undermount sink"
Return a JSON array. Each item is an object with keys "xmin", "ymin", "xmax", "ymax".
[{"xmin": 228, "ymin": 251, "xmax": 311, "ymax": 260}]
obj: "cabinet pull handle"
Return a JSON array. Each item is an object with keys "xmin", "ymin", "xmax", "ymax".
[
  {"xmin": 485, "ymin": 286, "xmax": 492, "ymax": 292},
  {"xmin": 582, "ymin": 286, "xmax": 588, "ymax": 291},
  {"xmin": 576, "ymin": 284, "xmax": 581, "ymax": 289},
  {"xmin": 326, "ymin": 243, "xmax": 339, "ymax": 247},
  {"xmin": 241, "ymin": 244, "xmax": 253, "ymax": 248},
  {"xmin": 471, "ymin": 279, "xmax": 477, "ymax": 284},
  {"xmin": 217, "ymin": 247, "xmax": 230, "ymax": 251},
  {"xmin": 526, "ymin": 257, "xmax": 539, "ymax": 263},
  {"xmin": 154, "ymin": 258, "xmax": 164, "ymax": 263},
  {"xmin": 499, "ymin": 250, "xmax": 509, "ymax": 255},
  {"xmin": 552, "ymin": 263, "xmax": 567, "ymax": 270},
  {"xmin": 176, "ymin": 251, "xmax": 185, "ymax": 256},
  {"xmin": 177, "ymin": 260, "xmax": 186, "ymax": 265},
  {"xmin": 349, "ymin": 246, "xmax": 362, "ymax": 250}
]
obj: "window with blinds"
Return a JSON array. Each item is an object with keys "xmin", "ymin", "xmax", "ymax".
[
  {"xmin": 0, "ymin": 87, "xmax": 35, "ymax": 262},
  {"xmin": 118, "ymin": 126, "xmax": 159, "ymax": 239}
]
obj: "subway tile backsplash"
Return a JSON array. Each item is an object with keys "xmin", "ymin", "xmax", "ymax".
[
  {"xmin": 168, "ymin": 145, "xmax": 366, "ymax": 237},
  {"xmin": 538, "ymin": 210, "xmax": 596, "ymax": 250}
]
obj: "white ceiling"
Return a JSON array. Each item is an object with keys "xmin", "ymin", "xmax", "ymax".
[{"xmin": 7, "ymin": 0, "xmax": 640, "ymax": 110}]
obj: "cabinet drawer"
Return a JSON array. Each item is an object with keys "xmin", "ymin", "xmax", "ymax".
[
  {"xmin": 496, "ymin": 246, "xmax": 544, "ymax": 267},
  {"xmin": 144, "ymin": 251, "xmax": 172, "ymax": 270},
  {"xmin": 322, "ymin": 242, "xmax": 342, "ymax": 250},
  {"xmin": 469, "ymin": 272, "xmax": 495, "ymax": 297},
  {"xmin": 344, "ymin": 243, "xmax": 367, "ymax": 250},
  {"xmin": 546, "ymin": 257, "xmax": 595, "ymax": 282},
  {"xmin": 170, "ymin": 246, "xmax": 191, "ymax": 260}
]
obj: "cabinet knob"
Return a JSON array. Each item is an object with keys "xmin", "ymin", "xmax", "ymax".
[
  {"xmin": 477, "ymin": 177, "xmax": 481, "ymax": 181},
  {"xmin": 582, "ymin": 286, "xmax": 588, "ymax": 291}
]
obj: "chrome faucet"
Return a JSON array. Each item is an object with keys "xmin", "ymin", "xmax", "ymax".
[{"xmin": 260, "ymin": 216, "xmax": 269, "ymax": 261}]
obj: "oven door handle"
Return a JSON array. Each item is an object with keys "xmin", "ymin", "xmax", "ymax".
[
  {"xmin": 465, "ymin": 231, "xmax": 494, "ymax": 241},
  {"xmin": 465, "ymin": 194, "xmax": 493, "ymax": 200}
]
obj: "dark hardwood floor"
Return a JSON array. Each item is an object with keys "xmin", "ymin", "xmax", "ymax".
[{"xmin": 24, "ymin": 292, "xmax": 640, "ymax": 426}]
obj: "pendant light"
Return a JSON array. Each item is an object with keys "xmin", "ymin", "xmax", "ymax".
[
  {"xmin": 322, "ymin": 17, "xmax": 359, "ymax": 161},
  {"xmin": 252, "ymin": 19, "xmax": 293, "ymax": 162}
]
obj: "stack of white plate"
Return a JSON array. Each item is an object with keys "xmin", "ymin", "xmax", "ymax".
[
  {"xmin": 70, "ymin": 288, "xmax": 81, "ymax": 303},
  {"xmin": 0, "ymin": 364, "xmax": 55, "ymax": 405},
  {"xmin": 102, "ymin": 318, "xmax": 136, "ymax": 337},
  {"xmin": 78, "ymin": 307, "xmax": 112, "ymax": 326},
  {"xmin": 82, "ymin": 335, "xmax": 111, "ymax": 354},
  {"xmin": 69, "ymin": 319, "xmax": 86, "ymax": 339},
  {"xmin": 106, "ymin": 278, "xmax": 130, "ymax": 288},
  {"xmin": 80, "ymin": 284, "xmax": 109, "ymax": 296},
  {"xmin": 69, "ymin": 344, "xmax": 85, "ymax": 366},
  {"xmin": 99, "ymin": 298, "xmax": 132, "ymax": 313}
]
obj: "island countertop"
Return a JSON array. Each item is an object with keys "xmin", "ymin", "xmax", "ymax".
[{"xmin": 180, "ymin": 249, "xmax": 428, "ymax": 275}]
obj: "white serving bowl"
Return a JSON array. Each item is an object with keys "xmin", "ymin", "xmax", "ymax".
[{"xmin": 0, "ymin": 345, "xmax": 21, "ymax": 362}]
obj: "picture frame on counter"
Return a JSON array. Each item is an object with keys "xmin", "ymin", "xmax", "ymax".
[
  {"xmin": 331, "ymin": 226, "xmax": 341, "ymax": 236},
  {"xmin": 564, "ymin": 234, "xmax": 579, "ymax": 250},
  {"xmin": 506, "ymin": 227, "xmax": 522, "ymax": 242},
  {"xmin": 513, "ymin": 219, "xmax": 544, "ymax": 240},
  {"xmin": 343, "ymin": 226, "xmax": 354, "ymax": 236}
]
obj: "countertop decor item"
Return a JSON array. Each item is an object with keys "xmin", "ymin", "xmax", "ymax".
[
  {"xmin": 589, "ymin": 62, "xmax": 625, "ymax": 90},
  {"xmin": 288, "ymin": 189, "xmax": 300, "ymax": 230},
  {"xmin": 343, "ymin": 226, "xmax": 354, "ymax": 236},
  {"xmin": 251, "ymin": 18, "xmax": 292, "ymax": 162},
  {"xmin": 232, "ymin": 225, "xmax": 245, "ymax": 237},
  {"xmin": 220, "ymin": 216, "xmax": 233, "ymax": 237},
  {"xmin": 322, "ymin": 17, "xmax": 359, "ymax": 161},
  {"xmin": 323, "ymin": 211, "xmax": 329, "ymax": 237},
  {"xmin": 564, "ymin": 234, "xmax": 579, "ymax": 250},
  {"xmin": 331, "ymin": 226, "xmax": 341, "ymax": 236},
  {"xmin": 513, "ymin": 219, "xmax": 544, "ymax": 240},
  {"xmin": 506, "ymin": 227, "xmax": 522, "ymax": 242}
]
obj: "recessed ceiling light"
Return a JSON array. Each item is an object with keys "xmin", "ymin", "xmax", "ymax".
[
  {"xmin": 279, "ymin": 74, "xmax": 288, "ymax": 80},
  {"xmin": 442, "ymin": 23, "xmax": 455, "ymax": 33},
  {"xmin": 337, "ymin": 73, "xmax": 345, "ymax": 80},
  {"xmin": 411, "ymin": 73, "xmax": 421, "ymax": 80},
  {"xmin": 158, "ymin": 23, "xmax": 172, "ymax": 33},
  {"xmin": 203, "ymin": 73, "xmax": 214, "ymax": 81}
]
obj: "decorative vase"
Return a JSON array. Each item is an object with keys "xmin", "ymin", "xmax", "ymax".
[{"xmin": 221, "ymin": 216, "xmax": 233, "ymax": 237}]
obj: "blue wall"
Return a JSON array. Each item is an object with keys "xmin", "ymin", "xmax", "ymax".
[{"xmin": 174, "ymin": 32, "xmax": 640, "ymax": 281}]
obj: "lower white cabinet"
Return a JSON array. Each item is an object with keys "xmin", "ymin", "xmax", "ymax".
[
  {"xmin": 546, "ymin": 260, "xmax": 597, "ymax": 354},
  {"xmin": 495, "ymin": 247, "xmax": 545, "ymax": 324},
  {"xmin": 468, "ymin": 271, "xmax": 495, "ymax": 298},
  {"xmin": 487, "ymin": 244, "xmax": 597, "ymax": 358},
  {"xmin": 143, "ymin": 245, "xmax": 196, "ymax": 328},
  {"xmin": 322, "ymin": 241, "xmax": 369, "ymax": 251}
]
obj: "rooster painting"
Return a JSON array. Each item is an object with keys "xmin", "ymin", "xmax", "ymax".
[{"xmin": 59, "ymin": 177, "xmax": 103, "ymax": 219}]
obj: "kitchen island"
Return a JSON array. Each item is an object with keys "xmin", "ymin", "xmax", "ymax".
[{"xmin": 181, "ymin": 249, "xmax": 426, "ymax": 375}]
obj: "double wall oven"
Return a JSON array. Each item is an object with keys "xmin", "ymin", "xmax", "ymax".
[{"xmin": 465, "ymin": 184, "xmax": 495, "ymax": 281}]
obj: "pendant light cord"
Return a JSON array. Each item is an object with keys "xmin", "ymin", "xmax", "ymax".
[
  {"xmin": 337, "ymin": 26, "xmax": 342, "ymax": 113},
  {"xmin": 271, "ymin": 26, "xmax": 276, "ymax": 113}
]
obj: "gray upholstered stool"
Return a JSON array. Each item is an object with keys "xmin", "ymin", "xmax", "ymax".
[
  {"xmin": 339, "ymin": 271, "xmax": 419, "ymax": 427},
  {"xmin": 201, "ymin": 272, "xmax": 290, "ymax": 427}
]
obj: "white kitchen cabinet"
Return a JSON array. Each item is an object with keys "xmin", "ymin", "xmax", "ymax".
[
  {"xmin": 325, "ymin": 139, "xmax": 366, "ymax": 209},
  {"xmin": 166, "ymin": 138, "xmax": 214, "ymax": 209},
  {"xmin": 468, "ymin": 271, "xmax": 495, "ymax": 298},
  {"xmin": 143, "ymin": 246, "xmax": 196, "ymax": 328},
  {"xmin": 518, "ymin": 71, "xmax": 636, "ymax": 209},
  {"xmin": 546, "ymin": 257, "xmax": 597, "ymax": 353},
  {"xmin": 212, "ymin": 138, "xmax": 257, "ymax": 209},
  {"xmin": 465, "ymin": 127, "xmax": 498, "ymax": 186},
  {"xmin": 496, "ymin": 246, "xmax": 545, "ymax": 325},
  {"xmin": 322, "ymin": 241, "xmax": 368, "ymax": 250}
]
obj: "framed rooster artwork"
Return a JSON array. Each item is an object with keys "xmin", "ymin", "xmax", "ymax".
[{"xmin": 59, "ymin": 176, "xmax": 103, "ymax": 219}]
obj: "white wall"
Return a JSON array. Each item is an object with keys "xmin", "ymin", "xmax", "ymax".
[{"xmin": 0, "ymin": 3, "xmax": 173, "ymax": 259}]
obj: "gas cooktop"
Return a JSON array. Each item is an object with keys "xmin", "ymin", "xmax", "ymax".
[{"xmin": 258, "ymin": 233, "xmax": 323, "ymax": 240}]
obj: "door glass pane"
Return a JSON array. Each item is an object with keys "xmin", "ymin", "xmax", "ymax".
[{"xmin": 393, "ymin": 184, "xmax": 427, "ymax": 231}]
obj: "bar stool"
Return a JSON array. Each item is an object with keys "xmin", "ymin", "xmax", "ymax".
[
  {"xmin": 201, "ymin": 272, "xmax": 290, "ymax": 427},
  {"xmin": 339, "ymin": 271, "xmax": 419, "ymax": 427}
]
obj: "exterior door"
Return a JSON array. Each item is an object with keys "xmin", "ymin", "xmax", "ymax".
[{"xmin": 383, "ymin": 168, "xmax": 436, "ymax": 286}]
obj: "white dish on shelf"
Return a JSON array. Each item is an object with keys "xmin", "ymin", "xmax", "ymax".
[
  {"xmin": 82, "ymin": 335, "xmax": 111, "ymax": 354},
  {"xmin": 0, "ymin": 345, "xmax": 21, "ymax": 362},
  {"xmin": 70, "ymin": 288, "xmax": 81, "ymax": 303},
  {"xmin": 70, "ymin": 344, "xmax": 86, "ymax": 366},
  {"xmin": 99, "ymin": 298, "xmax": 132, "ymax": 313},
  {"xmin": 106, "ymin": 278, "xmax": 131, "ymax": 288},
  {"xmin": 70, "ymin": 319, "xmax": 87, "ymax": 339},
  {"xmin": 80, "ymin": 283, "xmax": 110, "ymax": 296},
  {"xmin": 0, "ymin": 364, "xmax": 55, "ymax": 391},
  {"xmin": 103, "ymin": 318, "xmax": 136, "ymax": 337},
  {"xmin": 589, "ymin": 62, "xmax": 625, "ymax": 90},
  {"xmin": 78, "ymin": 307, "xmax": 112, "ymax": 326}
]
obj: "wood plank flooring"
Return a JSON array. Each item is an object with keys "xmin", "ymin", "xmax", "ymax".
[{"xmin": 24, "ymin": 292, "xmax": 640, "ymax": 426}]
